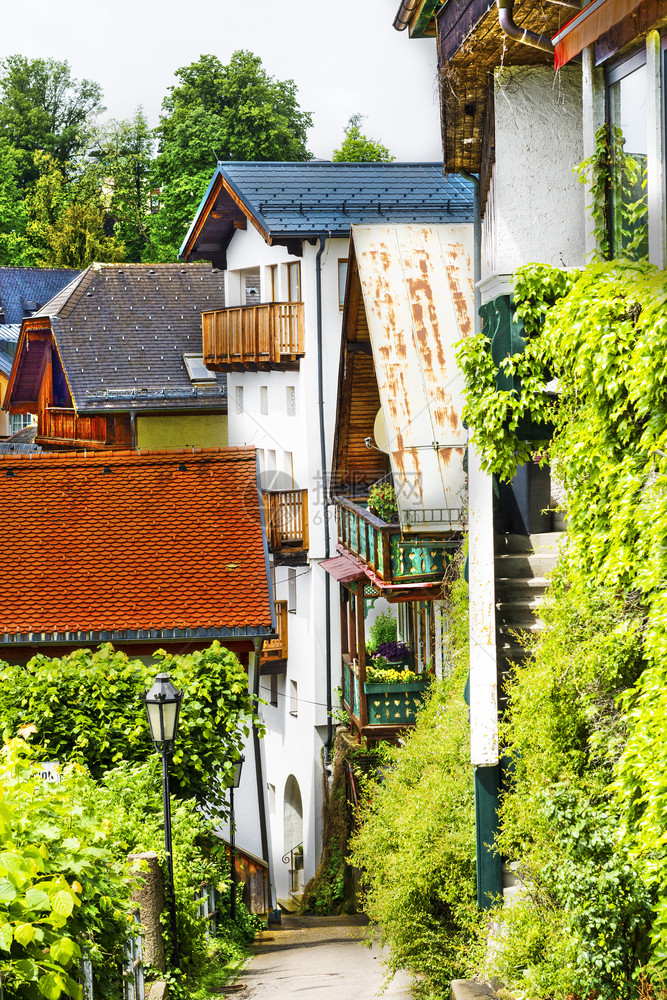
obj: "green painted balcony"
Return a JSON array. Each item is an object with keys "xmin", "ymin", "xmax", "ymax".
[
  {"xmin": 342, "ymin": 655, "xmax": 430, "ymax": 739},
  {"xmin": 335, "ymin": 496, "xmax": 457, "ymax": 585}
]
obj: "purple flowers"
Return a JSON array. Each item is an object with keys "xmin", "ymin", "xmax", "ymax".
[{"xmin": 375, "ymin": 641, "xmax": 411, "ymax": 662}]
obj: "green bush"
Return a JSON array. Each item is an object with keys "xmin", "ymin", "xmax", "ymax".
[
  {"xmin": 0, "ymin": 642, "xmax": 258, "ymax": 813},
  {"xmin": 0, "ymin": 738, "xmax": 133, "ymax": 1000},
  {"xmin": 367, "ymin": 610, "xmax": 397, "ymax": 653},
  {"xmin": 349, "ymin": 659, "xmax": 480, "ymax": 995}
]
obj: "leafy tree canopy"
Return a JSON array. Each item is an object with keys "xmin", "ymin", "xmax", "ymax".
[
  {"xmin": 332, "ymin": 114, "xmax": 394, "ymax": 163},
  {"xmin": 89, "ymin": 109, "xmax": 156, "ymax": 262},
  {"xmin": 0, "ymin": 55, "xmax": 104, "ymax": 185},
  {"xmin": 152, "ymin": 50, "xmax": 313, "ymax": 259}
]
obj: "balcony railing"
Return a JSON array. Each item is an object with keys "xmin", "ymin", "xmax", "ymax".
[
  {"xmin": 335, "ymin": 496, "xmax": 457, "ymax": 585},
  {"xmin": 261, "ymin": 600, "xmax": 288, "ymax": 663},
  {"xmin": 263, "ymin": 489, "xmax": 309, "ymax": 554},
  {"xmin": 342, "ymin": 655, "xmax": 429, "ymax": 738},
  {"xmin": 37, "ymin": 408, "xmax": 132, "ymax": 449},
  {"xmin": 202, "ymin": 302, "xmax": 305, "ymax": 370}
]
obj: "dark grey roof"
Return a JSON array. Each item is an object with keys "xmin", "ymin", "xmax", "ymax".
[
  {"xmin": 0, "ymin": 350, "xmax": 14, "ymax": 379},
  {"xmin": 0, "ymin": 425, "xmax": 40, "ymax": 454},
  {"xmin": 181, "ymin": 162, "xmax": 474, "ymax": 258},
  {"xmin": 0, "ymin": 268, "xmax": 81, "ymax": 324},
  {"xmin": 36, "ymin": 263, "xmax": 227, "ymax": 412}
]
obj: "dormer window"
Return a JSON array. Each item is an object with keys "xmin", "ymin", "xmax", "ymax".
[{"xmin": 183, "ymin": 353, "xmax": 216, "ymax": 384}]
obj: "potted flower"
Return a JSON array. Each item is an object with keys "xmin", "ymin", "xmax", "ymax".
[
  {"xmin": 367, "ymin": 482, "xmax": 399, "ymax": 524},
  {"xmin": 374, "ymin": 640, "xmax": 411, "ymax": 668}
]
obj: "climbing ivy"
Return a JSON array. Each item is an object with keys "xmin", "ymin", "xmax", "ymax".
[{"xmin": 459, "ymin": 257, "xmax": 667, "ymax": 993}]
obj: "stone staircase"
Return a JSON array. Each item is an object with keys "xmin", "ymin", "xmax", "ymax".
[
  {"xmin": 494, "ymin": 531, "xmax": 563, "ymax": 903},
  {"xmin": 495, "ymin": 532, "xmax": 563, "ymax": 716}
]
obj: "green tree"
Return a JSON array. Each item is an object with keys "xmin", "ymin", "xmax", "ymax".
[
  {"xmin": 89, "ymin": 108, "xmax": 156, "ymax": 262},
  {"xmin": 332, "ymin": 114, "xmax": 394, "ymax": 163},
  {"xmin": 151, "ymin": 50, "xmax": 313, "ymax": 260},
  {"xmin": 0, "ymin": 56, "xmax": 103, "ymax": 186},
  {"xmin": 0, "ymin": 140, "xmax": 35, "ymax": 265},
  {"xmin": 25, "ymin": 152, "xmax": 124, "ymax": 268}
]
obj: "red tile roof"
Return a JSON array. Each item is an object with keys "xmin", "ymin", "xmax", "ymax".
[{"xmin": 0, "ymin": 447, "xmax": 273, "ymax": 639}]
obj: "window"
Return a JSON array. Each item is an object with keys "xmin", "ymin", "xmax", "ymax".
[
  {"xmin": 607, "ymin": 50, "xmax": 648, "ymax": 259},
  {"xmin": 269, "ymin": 264, "xmax": 278, "ymax": 302},
  {"xmin": 11, "ymin": 414, "xmax": 33, "ymax": 435},
  {"xmin": 283, "ymin": 451, "xmax": 294, "ymax": 485},
  {"xmin": 287, "ymin": 262, "xmax": 301, "ymax": 302},
  {"xmin": 286, "ymin": 386, "xmax": 296, "ymax": 416},
  {"xmin": 183, "ymin": 353, "xmax": 216, "ymax": 384},
  {"xmin": 288, "ymin": 569, "xmax": 297, "ymax": 614},
  {"xmin": 267, "ymin": 449, "xmax": 276, "ymax": 471},
  {"xmin": 338, "ymin": 259, "xmax": 349, "ymax": 310},
  {"xmin": 260, "ymin": 385, "xmax": 268, "ymax": 415},
  {"xmin": 235, "ymin": 385, "xmax": 244, "ymax": 415},
  {"xmin": 270, "ymin": 674, "xmax": 278, "ymax": 707},
  {"xmin": 289, "ymin": 679, "xmax": 298, "ymax": 716}
]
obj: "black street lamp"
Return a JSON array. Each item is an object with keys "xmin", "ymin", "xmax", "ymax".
[
  {"xmin": 143, "ymin": 673, "xmax": 183, "ymax": 970},
  {"xmin": 229, "ymin": 755, "xmax": 244, "ymax": 922}
]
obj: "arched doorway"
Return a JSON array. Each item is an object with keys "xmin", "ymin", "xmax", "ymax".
[{"xmin": 283, "ymin": 775, "xmax": 304, "ymax": 892}]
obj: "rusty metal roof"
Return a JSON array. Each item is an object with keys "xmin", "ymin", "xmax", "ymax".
[{"xmin": 351, "ymin": 224, "xmax": 474, "ymax": 533}]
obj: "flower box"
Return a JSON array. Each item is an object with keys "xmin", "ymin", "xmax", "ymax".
[{"xmin": 363, "ymin": 680, "xmax": 429, "ymax": 725}]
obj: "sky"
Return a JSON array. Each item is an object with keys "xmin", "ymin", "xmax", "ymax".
[{"xmin": 0, "ymin": 0, "xmax": 444, "ymax": 162}]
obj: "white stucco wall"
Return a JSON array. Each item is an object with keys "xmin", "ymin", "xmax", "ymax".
[
  {"xmin": 222, "ymin": 225, "xmax": 346, "ymax": 903},
  {"xmin": 484, "ymin": 65, "xmax": 586, "ymax": 276}
]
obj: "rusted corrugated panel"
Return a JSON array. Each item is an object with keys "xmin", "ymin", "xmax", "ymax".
[{"xmin": 352, "ymin": 224, "xmax": 474, "ymax": 533}]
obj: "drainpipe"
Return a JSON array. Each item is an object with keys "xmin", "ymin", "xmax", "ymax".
[
  {"xmin": 315, "ymin": 234, "xmax": 333, "ymax": 772},
  {"xmin": 460, "ymin": 171, "xmax": 481, "ymax": 327},
  {"xmin": 251, "ymin": 637, "xmax": 275, "ymax": 911},
  {"xmin": 496, "ymin": 0, "xmax": 555, "ymax": 53}
]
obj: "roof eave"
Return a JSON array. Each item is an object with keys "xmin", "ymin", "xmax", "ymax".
[{"xmin": 0, "ymin": 624, "xmax": 277, "ymax": 646}]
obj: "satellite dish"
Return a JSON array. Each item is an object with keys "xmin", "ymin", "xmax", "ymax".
[{"xmin": 373, "ymin": 408, "xmax": 390, "ymax": 454}]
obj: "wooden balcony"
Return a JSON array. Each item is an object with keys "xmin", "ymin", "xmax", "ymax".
[
  {"xmin": 262, "ymin": 489, "xmax": 309, "ymax": 563},
  {"xmin": 36, "ymin": 408, "xmax": 132, "ymax": 449},
  {"xmin": 202, "ymin": 302, "xmax": 305, "ymax": 371},
  {"xmin": 335, "ymin": 496, "xmax": 457, "ymax": 585},
  {"xmin": 261, "ymin": 600, "xmax": 288, "ymax": 672},
  {"xmin": 341, "ymin": 654, "xmax": 429, "ymax": 742}
]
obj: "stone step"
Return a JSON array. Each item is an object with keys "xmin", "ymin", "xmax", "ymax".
[
  {"xmin": 494, "ymin": 576, "xmax": 550, "ymax": 600},
  {"xmin": 494, "ymin": 552, "xmax": 559, "ymax": 579},
  {"xmin": 496, "ymin": 598, "xmax": 545, "ymax": 626},
  {"xmin": 495, "ymin": 531, "xmax": 565, "ymax": 555},
  {"xmin": 277, "ymin": 895, "xmax": 303, "ymax": 914}
]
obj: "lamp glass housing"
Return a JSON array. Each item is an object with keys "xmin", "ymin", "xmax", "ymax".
[
  {"xmin": 232, "ymin": 755, "xmax": 245, "ymax": 789},
  {"xmin": 144, "ymin": 673, "xmax": 182, "ymax": 750}
]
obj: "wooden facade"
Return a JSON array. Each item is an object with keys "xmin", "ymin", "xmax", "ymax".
[
  {"xmin": 331, "ymin": 248, "xmax": 389, "ymax": 495},
  {"xmin": 261, "ymin": 599, "xmax": 288, "ymax": 667},
  {"xmin": 202, "ymin": 302, "xmax": 305, "ymax": 371},
  {"xmin": 37, "ymin": 408, "xmax": 132, "ymax": 449},
  {"xmin": 262, "ymin": 489, "xmax": 309, "ymax": 557}
]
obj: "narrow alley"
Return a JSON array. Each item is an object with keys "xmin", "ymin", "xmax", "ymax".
[{"xmin": 232, "ymin": 915, "xmax": 413, "ymax": 999}]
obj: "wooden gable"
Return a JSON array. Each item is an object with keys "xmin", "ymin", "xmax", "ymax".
[{"xmin": 331, "ymin": 243, "xmax": 388, "ymax": 496}]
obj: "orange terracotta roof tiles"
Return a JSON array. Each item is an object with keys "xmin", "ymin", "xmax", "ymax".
[{"xmin": 0, "ymin": 446, "xmax": 273, "ymax": 640}]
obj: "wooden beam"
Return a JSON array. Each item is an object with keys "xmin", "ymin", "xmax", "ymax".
[
  {"xmin": 595, "ymin": 0, "xmax": 667, "ymax": 62},
  {"xmin": 437, "ymin": 0, "xmax": 495, "ymax": 63},
  {"xmin": 356, "ymin": 581, "xmax": 368, "ymax": 730}
]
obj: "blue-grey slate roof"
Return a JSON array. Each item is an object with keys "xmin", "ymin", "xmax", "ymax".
[
  {"xmin": 182, "ymin": 162, "xmax": 473, "ymax": 258},
  {"xmin": 0, "ymin": 268, "xmax": 81, "ymax": 325}
]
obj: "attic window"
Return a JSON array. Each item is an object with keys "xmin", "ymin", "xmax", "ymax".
[{"xmin": 183, "ymin": 353, "xmax": 216, "ymax": 384}]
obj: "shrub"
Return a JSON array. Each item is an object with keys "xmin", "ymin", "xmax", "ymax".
[
  {"xmin": 349, "ymin": 660, "xmax": 479, "ymax": 995},
  {"xmin": 0, "ymin": 642, "xmax": 259, "ymax": 814},
  {"xmin": 368, "ymin": 610, "xmax": 397, "ymax": 652},
  {"xmin": 374, "ymin": 641, "xmax": 411, "ymax": 662},
  {"xmin": 0, "ymin": 738, "xmax": 133, "ymax": 1000}
]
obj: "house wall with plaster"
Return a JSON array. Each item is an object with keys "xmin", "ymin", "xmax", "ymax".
[{"xmin": 218, "ymin": 224, "xmax": 346, "ymax": 902}]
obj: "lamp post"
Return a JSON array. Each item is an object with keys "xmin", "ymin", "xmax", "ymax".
[
  {"xmin": 229, "ymin": 755, "xmax": 244, "ymax": 922},
  {"xmin": 143, "ymin": 673, "xmax": 182, "ymax": 970}
]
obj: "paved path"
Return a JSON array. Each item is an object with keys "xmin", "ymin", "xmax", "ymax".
[{"xmin": 232, "ymin": 914, "xmax": 413, "ymax": 999}]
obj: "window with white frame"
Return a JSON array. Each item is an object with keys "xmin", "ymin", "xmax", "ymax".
[
  {"xmin": 260, "ymin": 385, "xmax": 268, "ymax": 415},
  {"xmin": 286, "ymin": 385, "xmax": 296, "ymax": 417},
  {"xmin": 288, "ymin": 569, "xmax": 297, "ymax": 614},
  {"xmin": 607, "ymin": 49, "xmax": 648, "ymax": 259},
  {"xmin": 289, "ymin": 679, "xmax": 298, "ymax": 716},
  {"xmin": 287, "ymin": 262, "xmax": 301, "ymax": 302},
  {"xmin": 235, "ymin": 385, "xmax": 244, "ymax": 415}
]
